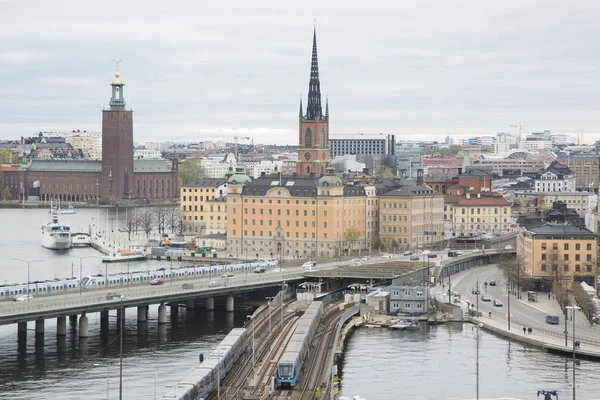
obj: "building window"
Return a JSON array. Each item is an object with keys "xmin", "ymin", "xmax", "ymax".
[
  {"xmin": 541, "ymin": 243, "xmax": 547, "ymax": 250},
  {"xmin": 587, "ymin": 243, "xmax": 592, "ymax": 251},
  {"xmin": 541, "ymin": 264, "xmax": 546, "ymax": 272},
  {"xmin": 576, "ymin": 243, "xmax": 581, "ymax": 251},
  {"xmin": 587, "ymin": 254, "xmax": 592, "ymax": 261},
  {"xmin": 564, "ymin": 243, "xmax": 569, "ymax": 251},
  {"xmin": 564, "ymin": 265, "xmax": 569, "ymax": 272},
  {"xmin": 564, "ymin": 254, "xmax": 569, "ymax": 261},
  {"xmin": 575, "ymin": 264, "xmax": 581, "ymax": 272},
  {"xmin": 576, "ymin": 254, "xmax": 580, "ymax": 261}
]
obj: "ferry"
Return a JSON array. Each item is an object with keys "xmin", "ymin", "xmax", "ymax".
[
  {"xmin": 102, "ymin": 248, "xmax": 147, "ymax": 263},
  {"xmin": 41, "ymin": 213, "xmax": 71, "ymax": 250}
]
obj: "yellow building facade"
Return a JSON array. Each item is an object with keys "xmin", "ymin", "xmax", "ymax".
[
  {"xmin": 379, "ymin": 185, "xmax": 445, "ymax": 250},
  {"xmin": 518, "ymin": 224, "xmax": 597, "ymax": 288},
  {"xmin": 180, "ymin": 179, "xmax": 227, "ymax": 235},
  {"xmin": 226, "ymin": 168, "xmax": 367, "ymax": 260}
]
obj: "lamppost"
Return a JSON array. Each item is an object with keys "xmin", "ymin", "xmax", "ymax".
[
  {"xmin": 13, "ymin": 259, "xmax": 43, "ymax": 300},
  {"xmin": 70, "ymin": 255, "xmax": 95, "ymax": 295},
  {"xmin": 472, "ymin": 322, "xmax": 483, "ymax": 400},
  {"xmin": 281, "ymin": 282, "xmax": 288, "ymax": 328},
  {"xmin": 507, "ymin": 280, "xmax": 511, "ymax": 330},
  {"xmin": 266, "ymin": 297, "xmax": 275, "ymax": 335},
  {"xmin": 566, "ymin": 304, "xmax": 581, "ymax": 400},
  {"xmin": 246, "ymin": 315, "xmax": 255, "ymax": 378}
]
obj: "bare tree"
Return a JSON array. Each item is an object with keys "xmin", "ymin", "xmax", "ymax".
[
  {"xmin": 123, "ymin": 207, "xmax": 137, "ymax": 240},
  {"xmin": 138, "ymin": 209, "xmax": 154, "ymax": 239},
  {"xmin": 176, "ymin": 211, "xmax": 189, "ymax": 236},
  {"xmin": 166, "ymin": 206, "xmax": 179, "ymax": 234},
  {"xmin": 154, "ymin": 207, "xmax": 168, "ymax": 235}
]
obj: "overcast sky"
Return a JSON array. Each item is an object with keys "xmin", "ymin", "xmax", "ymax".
[{"xmin": 1, "ymin": 0, "xmax": 600, "ymax": 145}]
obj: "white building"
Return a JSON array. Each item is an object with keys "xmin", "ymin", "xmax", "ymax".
[
  {"xmin": 534, "ymin": 162, "xmax": 576, "ymax": 193},
  {"xmin": 134, "ymin": 149, "xmax": 163, "ymax": 159},
  {"xmin": 65, "ymin": 132, "xmax": 102, "ymax": 160}
]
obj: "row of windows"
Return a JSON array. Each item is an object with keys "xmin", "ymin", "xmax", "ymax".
[
  {"xmin": 541, "ymin": 253, "xmax": 593, "ymax": 262},
  {"xmin": 540, "ymin": 264, "xmax": 593, "ymax": 273},
  {"xmin": 541, "ymin": 243, "xmax": 592, "ymax": 251},
  {"xmin": 392, "ymin": 290, "xmax": 424, "ymax": 297},
  {"xmin": 391, "ymin": 302, "xmax": 424, "ymax": 309},
  {"xmin": 182, "ymin": 195, "xmax": 216, "ymax": 201},
  {"xmin": 182, "ymin": 188, "xmax": 217, "ymax": 193},
  {"xmin": 232, "ymin": 218, "xmax": 361, "ymax": 229}
]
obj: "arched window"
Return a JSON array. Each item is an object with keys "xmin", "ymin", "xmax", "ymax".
[
  {"xmin": 305, "ymin": 128, "xmax": 312, "ymax": 148},
  {"xmin": 320, "ymin": 128, "xmax": 325, "ymax": 148}
]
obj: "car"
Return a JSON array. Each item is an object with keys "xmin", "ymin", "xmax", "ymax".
[
  {"xmin": 448, "ymin": 251, "xmax": 460, "ymax": 257},
  {"xmin": 221, "ymin": 272, "xmax": 235, "ymax": 278},
  {"xmin": 546, "ymin": 315, "xmax": 560, "ymax": 325},
  {"xmin": 182, "ymin": 283, "xmax": 195, "ymax": 289},
  {"xmin": 381, "ymin": 254, "xmax": 395, "ymax": 259},
  {"xmin": 361, "ymin": 256, "xmax": 370, "ymax": 261},
  {"xmin": 302, "ymin": 261, "xmax": 316, "ymax": 269},
  {"xmin": 106, "ymin": 292, "xmax": 122, "ymax": 300},
  {"xmin": 402, "ymin": 251, "xmax": 413, "ymax": 256},
  {"xmin": 422, "ymin": 250, "xmax": 431, "ymax": 255},
  {"xmin": 428, "ymin": 254, "xmax": 438, "ymax": 258},
  {"xmin": 13, "ymin": 294, "xmax": 33, "ymax": 302},
  {"xmin": 505, "ymin": 245, "xmax": 513, "ymax": 250},
  {"xmin": 150, "ymin": 278, "xmax": 165, "ymax": 286},
  {"xmin": 489, "ymin": 280, "xmax": 496, "ymax": 286},
  {"xmin": 410, "ymin": 256, "xmax": 420, "ymax": 261},
  {"xmin": 472, "ymin": 248, "xmax": 481, "ymax": 253},
  {"xmin": 493, "ymin": 299, "xmax": 503, "ymax": 307},
  {"xmin": 208, "ymin": 281, "xmax": 223, "ymax": 288},
  {"xmin": 253, "ymin": 266, "xmax": 266, "ymax": 273},
  {"xmin": 472, "ymin": 288, "xmax": 480, "ymax": 295},
  {"xmin": 482, "ymin": 294, "xmax": 492, "ymax": 302},
  {"xmin": 270, "ymin": 268, "xmax": 285, "ymax": 273}
]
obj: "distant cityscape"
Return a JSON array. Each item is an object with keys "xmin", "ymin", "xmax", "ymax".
[{"xmin": 0, "ymin": 29, "xmax": 598, "ymax": 293}]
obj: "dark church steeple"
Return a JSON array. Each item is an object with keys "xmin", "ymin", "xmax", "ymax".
[{"xmin": 306, "ymin": 27, "xmax": 323, "ymax": 120}]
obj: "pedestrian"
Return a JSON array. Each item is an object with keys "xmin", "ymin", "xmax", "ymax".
[
  {"xmin": 528, "ymin": 327, "xmax": 532, "ymax": 335},
  {"xmin": 548, "ymin": 293, "xmax": 551, "ymax": 300},
  {"xmin": 523, "ymin": 327, "xmax": 526, "ymax": 335}
]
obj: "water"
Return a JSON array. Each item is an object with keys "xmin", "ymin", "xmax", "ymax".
[
  {"xmin": 2, "ymin": 209, "xmax": 599, "ymax": 399},
  {"xmin": 339, "ymin": 324, "xmax": 599, "ymax": 400}
]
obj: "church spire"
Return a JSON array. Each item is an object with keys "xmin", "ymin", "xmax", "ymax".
[
  {"xmin": 325, "ymin": 95, "xmax": 329, "ymax": 117},
  {"xmin": 299, "ymin": 96, "xmax": 303, "ymax": 117},
  {"xmin": 306, "ymin": 26, "xmax": 322, "ymax": 120}
]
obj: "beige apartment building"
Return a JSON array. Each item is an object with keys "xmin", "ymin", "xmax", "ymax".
[
  {"xmin": 180, "ymin": 179, "xmax": 228, "ymax": 235},
  {"xmin": 379, "ymin": 184, "xmax": 445, "ymax": 250}
]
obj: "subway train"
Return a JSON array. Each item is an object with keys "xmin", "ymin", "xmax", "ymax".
[
  {"xmin": 275, "ymin": 300, "xmax": 324, "ymax": 388},
  {"xmin": 0, "ymin": 260, "xmax": 279, "ymax": 300},
  {"xmin": 159, "ymin": 328, "xmax": 248, "ymax": 400}
]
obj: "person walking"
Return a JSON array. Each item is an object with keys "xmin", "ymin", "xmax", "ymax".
[{"xmin": 523, "ymin": 327, "xmax": 526, "ymax": 335}]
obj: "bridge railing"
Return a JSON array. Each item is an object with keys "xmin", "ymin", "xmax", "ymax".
[{"xmin": 0, "ymin": 272, "xmax": 305, "ymax": 319}]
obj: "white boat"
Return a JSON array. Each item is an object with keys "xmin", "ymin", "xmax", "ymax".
[
  {"xmin": 102, "ymin": 248, "xmax": 147, "ymax": 263},
  {"xmin": 41, "ymin": 213, "xmax": 71, "ymax": 250},
  {"xmin": 71, "ymin": 233, "xmax": 92, "ymax": 247},
  {"xmin": 48, "ymin": 205, "xmax": 76, "ymax": 214}
]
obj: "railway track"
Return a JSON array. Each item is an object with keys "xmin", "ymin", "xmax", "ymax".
[
  {"xmin": 298, "ymin": 306, "xmax": 343, "ymax": 400},
  {"xmin": 205, "ymin": 298, "xmax": 299, "ymax": 400}
]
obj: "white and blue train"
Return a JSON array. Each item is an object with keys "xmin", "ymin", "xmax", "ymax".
[
  {"xmin": 275, "ymin": 300, "xmax": 324, "ymax": 388},
  {"xmin": 159, "ymin": 327, "xmax": 248, "ymax": 400},
  {"xmin": 0, "ymin": 260, "xmax": 279, "ymax": 300}
]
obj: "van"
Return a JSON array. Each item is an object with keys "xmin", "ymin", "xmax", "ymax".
[
  {"xmin": 302, "ymin": 261, "xmax": 316, "ymax": 269},
  {"xmin": 545, "ymin": 315, "xmax": 560, "ymax": 325}
]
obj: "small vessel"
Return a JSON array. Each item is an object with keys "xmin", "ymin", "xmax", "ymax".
[
  {"xmin": 57, "ymin": 205, "xmax": 76, "ymax": 214},
  {"xmin": 102, "ymin": 248, "xmax": 147, "ymax": 263},
  {"xmin": 71, "ymin": 233, "xmax": 92, "ymax": 247},
  {"xmin": 41, "ymin": 212, "xmax": 72, "ymax": 250}
]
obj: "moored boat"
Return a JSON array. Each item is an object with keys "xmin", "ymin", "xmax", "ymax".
[
  {"xmin": 102, "ymin": 248, "xmax": 147, "ymax": 263},
  {"xmin": 41, "ymin": 213, "xmax": 71, "ymax": 250}
]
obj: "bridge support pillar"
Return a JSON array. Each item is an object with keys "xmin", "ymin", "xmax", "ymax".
[
  {"xmin": 35, "ymin": 319, "xmax": 44, "ymax": 336},
  {"xmin": 79, "ymin": 314, "xmax": 89, "ymax": 338},
  {"xmin": 170, "ymin": 304, "xmax": 179, "ymax": 319},
  {"xmin": 57, "ymin": 316, "xmax": 67, "ymax": 336},
  {"xmin": 18, "ymin": 322, "xmax": 27, "ymax": 336},
  {"xmin": 100, "ymin": 310, "xmax": 109, "ymax": 321},
  {"xmin": 206, "ymin": 297, "xmax": 215, "ymax": 311},
  {"xmin": 186, "ymin": 300, "xmax": 195, "ymax": 310},
  {"xmin": 69, "ymin": 315, "xmax": 77, "ymax": 327},
  {"xmin": 158, "ymin": 303, "xmax": 167, "ymax": 324},
  {"xmin": 137, "ymin": 306, "xmax": 147, "ymax": 322},
  {"xmin": 225, "ymin": 295, "xmax": 234, "ymax": 312}
]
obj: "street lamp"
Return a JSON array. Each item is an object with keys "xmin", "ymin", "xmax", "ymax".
[
  {"xmin": 507, "ymin": 280, "xmax": 511, "ymax": 330},
  {"xmin": 70, "ymin": 255, "xmax": 95, "ymax": 295},
  {"xmin": 266, "ymin": 297, "xmax": 275, "ymax": 335},
  {"xmin": 472, "ymin": 322, "xmax": 483, "ymax": 400},
  {"xmin": 13, "ymin": 259, "xmax": 43, "ymax": 300},
  {"xmin": 566, "ymin": 305, "xmax": 581, "ymax": 400},
  {"xmin": 281, "ymin": 282, "xmax": 288, "ymax": 329}
]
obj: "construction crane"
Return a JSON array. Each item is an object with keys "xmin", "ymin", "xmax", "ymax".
[{"xmin": 233, "ymin": 136, "xmax": 251, "ymax": 157}]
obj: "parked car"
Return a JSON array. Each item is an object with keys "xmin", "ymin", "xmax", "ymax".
[
  {"xmin": 182, "ymin": 283, "xmax": 194, "ymax": 289},
  {"xmin": 472, "ymin": 288, "xmax": 480, "ymax": 295},
  {"xmin": 221, "ymin": 272, "xmax": 235, "ymax": 278},
  {"xmin": 489, "ymin": 280, "xmax": 496, "ymax": 286},
  {"xmin": 410, "ymin": 256, "xmax": 420, "ymax": 261},
  {"xmin": 14, "ymin": 294, "xmax": 34, "ymax": 302},
  {"xmin": 253, "ymin": 266, "xmax": 266, "ymax": 274},
  {"xmin": 208, "ymin": 281, "xmax": 223, "ymax": 288},
  {"xmin": 493, "ymin": 299, "xmax": 503, "ymax": 307},
  {"xmin": 302, "ymin": 261, "xmax": 316, "ymax": 269},
  {"xmin": 402, "ymin": 251, "xmax": 413, "ymax": 256},
  {"xmin": 150, "ymin": 278, "xmax": 165, "ymax": 286},
  {"xmin": 106, "ymin": 292, "xmax": 122, "ymax": 300},
  {"xmin": 482, "ymin": 294, "xmax": 492, "ymax": 302}
]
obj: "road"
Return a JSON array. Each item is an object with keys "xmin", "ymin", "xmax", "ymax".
[{"xmin": 440, "ymin": 264, "xmax": 600, "ymax": 344}]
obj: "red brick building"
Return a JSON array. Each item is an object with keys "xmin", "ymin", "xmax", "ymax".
[{"xmin": 20, "ymin": 69, "xmax": 178, "ymax": 203}]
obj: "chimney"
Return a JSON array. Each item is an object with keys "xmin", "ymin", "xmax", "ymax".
[{"xmin": 466, "ymin": 192, "xmax": 470, "ymax": 199}]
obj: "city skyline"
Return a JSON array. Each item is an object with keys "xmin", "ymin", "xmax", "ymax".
[{"xmin": 2, "ymin": 1, "xmax": 600, "ymax": 145}]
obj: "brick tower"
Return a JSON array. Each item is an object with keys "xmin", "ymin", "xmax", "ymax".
[
  {"xmin": 296, "ymin": 28, "xmax": 330, "ymax": 177},
  {"xmin": 101, "ymin": 67, "xmax": 134, "ymax": 201}
]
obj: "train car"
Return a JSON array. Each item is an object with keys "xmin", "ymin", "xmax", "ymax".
[
  {"xmin": 0, "ymin": 259, "xmax": 279, "ymax": 300},
  {"xmin": 160, "ymin": 328, "xmax": 247, "ymax": 400},
  {"xmin": 275, "ymin": 336, "xmax": 307, "ymax": 388}
]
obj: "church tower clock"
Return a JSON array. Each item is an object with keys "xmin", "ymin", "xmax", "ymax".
[{"xmin": 296, "ymin": 28, "xmax": 330, "ymax": 177}]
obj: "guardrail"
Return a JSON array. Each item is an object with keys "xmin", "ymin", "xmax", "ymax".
[
  {"xmin": 511, "ymin": 318, "xmax": 600, "ymax": 347},
  {"xmin": 321, "ymin": 304, "xmax": 360, "ymax": 395},
  {"xmin": 0, "ymin": 272, "xmax": 305, "ymax": 323}
]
